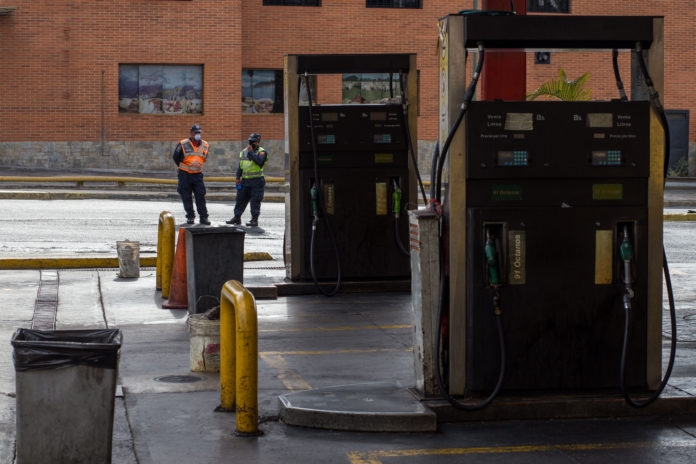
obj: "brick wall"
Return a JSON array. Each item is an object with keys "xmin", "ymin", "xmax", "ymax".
[
  {"xmin": 0, "ymin": 1, "xmax": 693, "ymax": 173},
  {"xmin": 526, "ymin": 2, "xmax": 696, "ymax": 145},
  {"xmin": 0, "ymin": 0, "xmax": 242, "ymax": 143}
]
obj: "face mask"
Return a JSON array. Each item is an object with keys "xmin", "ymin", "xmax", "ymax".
[{"xmin": 194, "ymin": 134, "xmax": 201, "ymax": 142}]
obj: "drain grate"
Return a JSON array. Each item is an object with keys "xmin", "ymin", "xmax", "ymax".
[
  {"xmin": 32, "ymin": 270, "xmax": 59, "ymax": 330},
  {"xmin": 154, "ymin": 375, "xmax": 204, "ymax": 384}
]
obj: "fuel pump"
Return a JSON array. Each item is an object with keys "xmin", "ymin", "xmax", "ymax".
[
  {"xmin": 284, "ymin": 54, "xmax": 420, "ymax": 286},
  {"xmin": 431, "ymin": 13, "xmax": 675, "ymax": 409}
]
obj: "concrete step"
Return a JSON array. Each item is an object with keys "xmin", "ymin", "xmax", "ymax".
[{"xmin": 278, "ymin": 381, "xmax": 437, "ymax": 432}]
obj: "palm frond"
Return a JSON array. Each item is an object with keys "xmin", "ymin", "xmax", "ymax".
[{"xmin": 526, "ymin": 68, "xmax": 592, "ymax": 101}]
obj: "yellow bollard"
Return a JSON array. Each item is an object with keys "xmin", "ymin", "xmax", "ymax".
[
  {"xmin": 156, "ymin": 211, "xmax": 175, "ymax": 297},
  {"xmin": 218, "ymin": 280, "xmax": 260, "ymax": 436}
]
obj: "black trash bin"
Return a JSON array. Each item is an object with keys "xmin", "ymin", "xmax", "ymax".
[
  {"xmin": 11, "ymin": 328, "xmax": 122, "ymax": 464},
  {"xmin": 185, "ymin": 226, "xmax": 245, "ymax": 314}
]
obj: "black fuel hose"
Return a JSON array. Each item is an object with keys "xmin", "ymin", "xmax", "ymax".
[
  {"xmin": 428, "ymin": 141, "xmax": 440, "ymax": 205},
  {"xmin": 432, "ymin": 44, "xmax": 505, "ymax": 410},
  {"xmin": 304, "ymin": 73, "xmax": 342, "ymax": 297},
  {"xmin": 394, "ymin": 216, "xmax": 410, "ymax": 257},
  {"xmin": 618, "ymin": 45, "xmax": 676, "ymax": 408},
  {"xmin": 433, "ymin": 240, "xmax": 506, "ymax": 410},
  {"xmin": 612, "ymin": 49, "xmax": 629, "ymax": 102},
  {"xmin": 435, "ymin": 44, "xmax": 485, "ymax": 205},
  {"xmin": 398, "ymin": 72, "xmax": 428, "ymax": 207}
]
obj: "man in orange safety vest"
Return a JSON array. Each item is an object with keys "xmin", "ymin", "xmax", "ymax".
[{"xmin": 172, "ymin": 124, "xmax": 210, "ymax": 225}]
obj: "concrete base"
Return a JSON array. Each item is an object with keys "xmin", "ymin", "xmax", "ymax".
[
  {"xmin": 421, "ymin": 390, "xmax": 696, "ymax": 423},
  {"xmin": 278, "ymin": 381, "xmax": 437, "ymax": 432}
]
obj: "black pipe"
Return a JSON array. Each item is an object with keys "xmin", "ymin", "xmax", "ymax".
[
  {"xmin": 436, "ymin": 44, "xmax": 485, "ymax": 205},
  {"xmin": 612, "ymin": 49, "xmax": 628, "ymax": 102},
  {"xmin": 433, "ymin": 232, "xmax": 506, "ymax": 410},
  {"xmin": 394, "ymin": 216, "xmax": 410, "ymax": 257},
  {"xmin": 428, "ymin": 141, "xmax": 440, "ymax": 207},
  {"xmin": 398, "ymin": 71, "xmax": 428, "ymax": 207},
  {"xmin": 432, "ymin": 43, "xmax": 505, "ymax": 410},
  {"xmin": 618, "ymin": 44, "xmax": 676, "ymax": 408}
]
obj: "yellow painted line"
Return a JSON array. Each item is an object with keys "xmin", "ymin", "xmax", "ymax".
[
  {"xmin": 0, "ymin": 175, "xmax": 174, "ymax": 184},
  {"xmin": 0, "ymin": 252, "xmax": 271, "ymax": 269},
  {"xmin": 0, "ymin": 257, "xmax": 157, "ymax": 269},
  {"xmin": 260, "ymin": 347, "xmax": 412, "ymax": 356},
  {"xmin": 664, "ymin": 213, "xmax": 696, "ymax": 221},
  {"xmin": 347, "ymin": 440, "xmax": 695, "ymax": 464},
  {"xmin": 259, "ymin": 353, "xmax": 312, "ymax": 392},
  {"xmin": 244, "ymin": 251, "xmax": 273, "ymax": 261},
  {"xmin": 259, "ymin": 324, "xmax": 412, "ymax": 333}
]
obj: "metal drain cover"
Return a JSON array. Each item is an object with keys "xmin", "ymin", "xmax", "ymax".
[{"xmin": 154, "ymin": 375, "xmax": 203, "ymax": 384}]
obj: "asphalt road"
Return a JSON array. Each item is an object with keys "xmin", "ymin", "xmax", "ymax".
[
  {"xmin": 0, "ymin": 199, "xmax": 285, "ymax": 260},
  {"xmin": 0, "ymin": 199, "xmax": 694, "ymax": 265}
]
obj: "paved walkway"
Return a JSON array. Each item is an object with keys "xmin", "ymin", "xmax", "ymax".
[{"xmin": 1, "ymin": 266, "xmax": 696, "ymax": 463}]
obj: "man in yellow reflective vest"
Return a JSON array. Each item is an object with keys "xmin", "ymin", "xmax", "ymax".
[
  {"xmin": 226, "ymin": 133, "xmax": 268, "ymax": 227},
  {"xmin": 172, "ymin": 124, "xmax": 210, "ymax": 225}
]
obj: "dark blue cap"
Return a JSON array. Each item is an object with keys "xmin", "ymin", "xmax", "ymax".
[
  {"xmin": 190, "ymin": 124, "xmax": 202, "ymax": 133},
  {"xmin": 248, "ymin": 133, "xmax": 260, "ymax": 142}
]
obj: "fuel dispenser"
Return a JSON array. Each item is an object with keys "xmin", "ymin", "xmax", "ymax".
[
  {"xmin": 284, "ymin": 54, "xmax": 422, "ymax": 291},
  {"xmin": 431, "ymin": 14, "xmax": 675, "ymax": 408}
]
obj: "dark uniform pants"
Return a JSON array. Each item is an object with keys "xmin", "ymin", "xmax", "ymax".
[
  {"xmin": 234, "ymin": 177, "xmax": 265, "ymax": 218},
  {"xmin": 177, "ymin": 170, "xmax": 208, "ymax": 220}
]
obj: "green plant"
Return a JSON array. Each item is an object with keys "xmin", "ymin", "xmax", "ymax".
[
  {"xmin": 668, "ymin": 157, "xmax": 689, "ymax": 177},
  {"xmin": 526, "ymin": 68, "xmax": 592, "ymax": 101}
]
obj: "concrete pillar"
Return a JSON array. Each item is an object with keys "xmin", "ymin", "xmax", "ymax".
[{"xmin": 409, "ymin": 210, "xmax": 440, "ymax": 397}]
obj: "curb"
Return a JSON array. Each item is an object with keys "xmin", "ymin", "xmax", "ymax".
[
  {"xmin": 0, "ymin": 252, "xmax": 273, "ymax": 270},
  {"xmin": 663, "ymin": 213, "xmax": 696, "ymax": 221},
  {"xmin": 0, "ymin": 191, "xmax": 286, "ymax": 202}
]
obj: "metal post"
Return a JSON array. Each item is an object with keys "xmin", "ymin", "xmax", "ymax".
[
  {"xmin": 218, "ymin": 280, "xmax": 260, "ymax": 436},
  {"xmin": 156, "ymin": 211, "xmax": 175, "ymax": 296}
]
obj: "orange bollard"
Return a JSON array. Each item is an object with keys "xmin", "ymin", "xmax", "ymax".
[{"xmin": 163, "ymin": 228, "xmax": 188, "ymax": 310}]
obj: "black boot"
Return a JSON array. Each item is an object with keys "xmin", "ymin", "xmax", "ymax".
[
  {"xmin": 186, "ymin": 216, "xmax": 195, "ymax": 225},
  {"xmin": 226, "ymin": 216, "xmax": 241, "ymax": 225},
  {"xmin": 246, "ymin": 215, "xmax": 259, "ymax": 227},
  {"xmin": 200, "ymin": 216, "xmax": 211, "ymax": 225}
]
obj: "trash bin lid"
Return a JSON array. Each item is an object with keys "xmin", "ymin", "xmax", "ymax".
[{"xmin": 11, "ymin": 329, "xmax": 122, "ymax": 372}]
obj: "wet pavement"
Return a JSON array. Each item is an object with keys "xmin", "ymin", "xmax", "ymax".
[{"xmin": 0, "ymin": 266, "xmax": 695, "ymax": 463}]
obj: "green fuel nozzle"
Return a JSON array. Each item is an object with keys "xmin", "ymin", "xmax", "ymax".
[
  {"xmin": 620, "ymin": 227, "xmax": 634, "ymax": 263},
  {"xmin": 392, "ymin": 182, "xmax": 402, "ymax": 218},
  {"xmin": 620, "ymin": 225, "xmax": 634, "ymax": 286},
  {"xmin": 485, "ymin": 231, "xmax": 501, "ymax": 287},
  {"xmin": 620, "ymin": 225, "xmax": 635, "ymax": 309},
  {"xmin": 310, "ymin": 184, "xmax": 319, "ymax": 217}
]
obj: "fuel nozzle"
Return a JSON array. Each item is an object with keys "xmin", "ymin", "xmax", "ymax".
[
  {"xmin": 485, "ymin": 229, "xmax": 502, "ymax": 316},
  {"xmin": 391, "ymin": 180, "xmax": 402, "ymax": 219},
  {"xmin": 485, "ymin": 230, "xmax": 501, "ymax": 287},
  {"xmin": 619, "ymin": 225, "xmax": 635, "ymax": 309},
  {"xmin": 310, "ymin": 184, "xmax": 319, "ymax": 227}
]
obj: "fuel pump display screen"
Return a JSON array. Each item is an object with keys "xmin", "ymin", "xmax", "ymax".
[
  {"xmin": 497, "ymin": 150, "xmax": 529, "ymax": 167},
  {"xmin": 370, "ymin": 112, "xmax": 387, "ymax": 121},
  {"xmin": 504, "ymin": 113, "xmax": 534, "ymax": 131},
  {"xmin": 592, "ymin": 150, "xmax": 623, "ymax": 166},
  {"xmin": 374, "ymin": 134, "xmax": 393, "ymax": 144},
  {"xmin": 321, "ymin": 112, "xmax": 339, "ymax": 122},
  {"xmin": 587, "ymin": 113, "xmax": 613, "ymax": 128}
]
